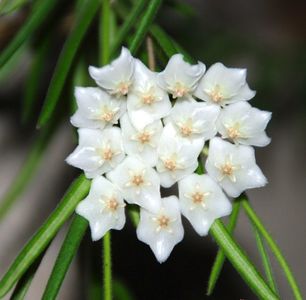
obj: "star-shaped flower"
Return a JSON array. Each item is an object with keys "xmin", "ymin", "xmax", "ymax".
[
  {"xmin": 71, "ymin": 87, "xmax": 126, "ymax": 130},
  {"xmin": 66, "ymin": 127, "xmax": 125, "ymax": 178},
  {"xmin": 157, "ymin": 54, "xmax": 205, "ymax": 100},
  {"xmin": 136, "ymin": 196, "xmax": 184, "ymax": 263},
  {"xmin": 156, "ymin": 124, "xmax": 200, "ymax": 188},
  {"xmin": 89, "ymin": 47, "xmax": 134, "ymax": 97},
  {"xmin": 107, "ymin": 156, "xmax": 161, "ymax": 212},
  {"xmin": 76, "ymin": 176, "xmax": 126, "ymax": 241},
  {"xmin": 120, "ymin": 114, "xmax": 163, "ymax": 166},
  {"xmin": 164, "ymin": 100, "xmax": 220, "ymax": 141},
  {"xmin": 194, "ymin": 62, "xmax": 255, "ymax": 106},
  {"xmin": 205, "ymin": 137, "xmax": 267, "ymax": 197},
  {"xmin": 178, "ymin": 173, "xmax": 232, "ymax": 236},
  {"xmin": 127, "ymin": 59, "xmax": 171, "ymax": 130},
  {"xmin": 217, "ymin": 101, "xmax": 271, "ymax": 146}
]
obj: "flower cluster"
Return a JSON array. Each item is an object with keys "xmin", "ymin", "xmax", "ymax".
[{"xmin": 66, "ymin": 48, "xmax": 271, "ymax": 263}]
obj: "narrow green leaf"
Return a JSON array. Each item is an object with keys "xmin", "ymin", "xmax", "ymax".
[
  {"xmin": 0, "ymin": 0, "xmax": 29, "ymax": 15},
  {"xmin": 209, "ymin": 220, "xmax": 278, "ymax": 300},
  {"xmin": 113, "ymin": 280, "xmax": 136, "ymax": 300},
  {"xmin": 22, "ymin": 37, "xmax": 51, "ymax": 123},
  {"xmin": 252, "ymin": 223, "xmax": 278, "ymax": 295},
  {"xmin": 0, "ymin": 0, "xmax": 59, "ymax": 68},
  {"xmin": 207, "ymin": 200, "xmax": 241, "ymax": 295},
  {"xmin": 10, "ymin": 250, "xmax": 46, "ymax": 300},
  {"xmin": 110, "ymin": 0, "xmax": 148, "ymax": 55},
  {"xmin": 129, "ymin": 0, "xmax": 162, "ymax": 55},
  {"xmin": 42, "ymin": 215, "xmax": 88, "ymax": 300},
  {"xmin": 127, "ymin": 205, "xmax": 140, "ymax": 227},
  {"xmin": 0, "ymin": 124, "xmax": 55, "ymax": 222},
  {"xmin": 242, "ymin": 197, "xmax": 303, "ymax": 300},
  {"xmin": 37, "ymin": 0, "xmax": 100, "ymax": 127},
  {"xmin": 0, "ymin": 175, "xmax": 90, "ymax": 298}
]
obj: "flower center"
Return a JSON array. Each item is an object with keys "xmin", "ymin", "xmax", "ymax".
[
  {"xmin": 106, "ymin": 197, "xmax": 119, "ymax": 212},
  {"xmin": 210, "ymin": 85, "xmax": 223, "ymax": 103},
  {"xmin": 102, "ymin": 148, "xmax": 113, "ymax": 161},
  {"xmin": 101, "ymin": 111, "xmax": 114, "ymax": 122},
  {"xmin": 142, "ymin": 94, "xmax": 155, "ymax": 105},
  {"xmin": 157, "ymin": 215, "xmax": 170, "ymax": 228},
  {"xmin": 221, "ymin": 163, "xmax": 234, "ymax": 176},
  {"xmin": 173, "ymin": 82, "xmax": 189, "ymax": 98},
  {"xmin": 164, "ymin": 159, "xmax": 177, "ymax": 171},
  {"xmin": 192, "ymin": 191, "xmax": 204, "ymax": 204},
  {"xmin": 138, "ymin": 132, "xmax": 151, "ymax": 144},
  {"xmin": 132, "ymin": 175, "xmax": 144, "ymax": 186},
  {"xmin": 179, "ymin": 122, "xmax": 193, "ymax": 137},
  {"xmin": 117, "ymin": 81, "xmax": 130, "ymax": 95}
]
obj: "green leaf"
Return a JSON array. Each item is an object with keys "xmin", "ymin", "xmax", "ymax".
[
  {"xmin": 42, "ymin": 215, "xmax": 88, "ymax": 300},
  {"xmin": 129, "ymin": 0, "xmax": 162, "ymax": 55},
  {"xmin": 0, "ymin": 175, "xmax": 90, "ymax": 298},
  {"xmin": 10, "ymin": 250, "xmax": 46, "ymax": 300},
  {"xmin": 127, "ymin": 205, "xmax": 140, "ymax": 227},
  {"xmin": 37, "ymin": 0, "xmax": 100, "ymax": 127},
  {"xmin": 22, "ymin": 36, "xmax": 51, "ymax": 123},
  {"xmin": 0, "ymin": 124, "xmax": 55, "ymax": 222},
  {"xmin": 0, "ymin": 0, "xmax": 59, "ymax": 68},
  {"xmin": 252, "ymin": 223, "xmax": 278, "ymax": 295},
  {"xmin": 0, "ymin": 0, "xmax": 29, "ymax": 15},
  {"xmin": 110, "ymin": 0, "xmax": 148, "ymax": 56},
  {"xmin": 113, "ymin": 280, "xmax": 136, "ymax": 300},
  {"xmin": 209, "ymin": 220, "xmax": 278, "ymax": 300},
  {"xmin": 207, "ymin": 199, "xmax": 241, "ymax": 295},
  {"xmin": 242, "ymin": 198, "xmax": 303, "ymax": 300}
]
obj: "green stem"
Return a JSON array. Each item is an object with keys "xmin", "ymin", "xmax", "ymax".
[
  {"xmin": 209, "ymin": 220, "xmax": 278, "ymax": 300},
  {"xmin": 0, "ymin": 175, "xmax": 90, "ymax": 298},
  {"xmin": 242, "ymin": 198, "xmax": 303, "ymax": 300},
  {"xmin": 207, "ymin": 200, "xmax": 241, "ymax": 295},
  {"xmin": 129, "ymin": 0, "xmax": 162, "ymax": 55},
  {"xmin": 42, "ymin": 215, "xmax": 88, "ymax": 300},
  {"xmin": 252, "ymin": 224, "xmax": 278, "ymax": 295},
  {"xmin": 0, "ymin": 124, "xmax": 55, "ymax": 222},
  {"xmin": 0, "ymin": 0, "xmax": 59, "ymax": 68},
  {"xmin": 103, "ymin": 232, "xmax": 112, "ymax": 300}
]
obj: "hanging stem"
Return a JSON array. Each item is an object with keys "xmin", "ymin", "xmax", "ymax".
[
  {"xmin": 241, "ymin": 197, "xmax": 303, "ymax": 300},
  {"xmin": 103, "ymin": 232, "xmax": 112, "ymax": 300},
  {"xmin": 146, "ymin": 36, "xmax": 156, "ymax": 70}
]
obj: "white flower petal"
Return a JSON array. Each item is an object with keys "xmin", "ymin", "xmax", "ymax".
[
  {"xmin": 76, "ymin": 176, "xmax": 126, "ymax": 241},
  {"xmin": 121, "ymin": 113, "xmax": 162, "ymax": 166},
  {"xmin": 164, "ymin": 100, "xmax": 220, "ymax": 141},
  {"xmin": 89, "ymin": 47, "xmax": 134, "ymax": 96},
  {"xmin": 136, "ymin": 196, "xmax": 184, "ymax": 263},
  {"xmin": 66, "ymin": 128, "xmax": 125, "ymax": 179},
  {"xmin": 194, "ymin": 62, "xmax": 255, "ymax": 106},
  {"xmin": 178, "ymin": 174, "xmax": 231, "ymax": 236},
  {"xmin": 217, "ymin": 101, "xmax": 271, "ymax": 146},
  {"xmin": 156, "ymin": 124, "xmax": 200, "ymax": 187},
  {"xmin": 157, "ymin": 54, "xmax": 205, "ymax": 99},
  {"xmin": 71, "ymin": 87, "xmax": 126, "ymax": 129},
  {"xmin": 205, "ymin": 137, "xmax": 267, "ymax": 197},
  {"xmin": 127, "ymin": 59, "xmax": 171, "ymax": 130},
  {"xmin": 107, "ymin": 156, "xmax": 161, "ymax": 212}
]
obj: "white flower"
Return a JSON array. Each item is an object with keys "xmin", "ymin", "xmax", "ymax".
[
  {"xmin": 164, "ymin": 100, "xmax": 220, "ymax": 141},
  {"xmin": 217, "ymin": 101, "xmax": 271, "ymax": 146},
  {"xmin": 89, "ymin": 47, "xmax": 134, "ymax": 97},
  {"xmin": 127, "ymin": 59, "xmax": 171, "ymax": 130},
  {"xmin": 157, "ymin": 54, "xmax": 205, "ymax": 99},
  {"xmin": 66, "ymin": 127, "xmax": 125, "ymax": 178},
  {"xmin": 107, "ymin": 156, "xmax": 161, "ymax": 212},
  {"xmin": 178, "ymin": 174, "xmax": 232, "ymax": 236},
  {"xmin": 71, "ymin": 87, "xmax": 126, "ymax": 130},
  {"xmin": 156, "ymin": 124, "xmax": 200, "ymax": 188},
  {"xmin": 205, "ymin": 137, "xmax": 267, "ymax": 197},
  {"xmin": 194, "ymin": 62, "xmax": 255, "ymax": 106},
  {"xmin": 120, "ymin": 114, "xmax": 163, "ymax": 166},
  {"xmin": 136, "ymin": 196, "xmax": 184, "ymax": 263},
  {"xmin": 76, "ymin": 176, "xmax": 126, "ymax": 241}
]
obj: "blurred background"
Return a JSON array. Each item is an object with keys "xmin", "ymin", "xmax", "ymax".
[{"xmin": 0, "ymin": 0, "xmax": 306, "ymax": 299}]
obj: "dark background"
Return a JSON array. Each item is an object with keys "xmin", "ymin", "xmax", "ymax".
[{"xmin": 0, "ymin": 0, "xmax": 306, "ymax": 299}]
